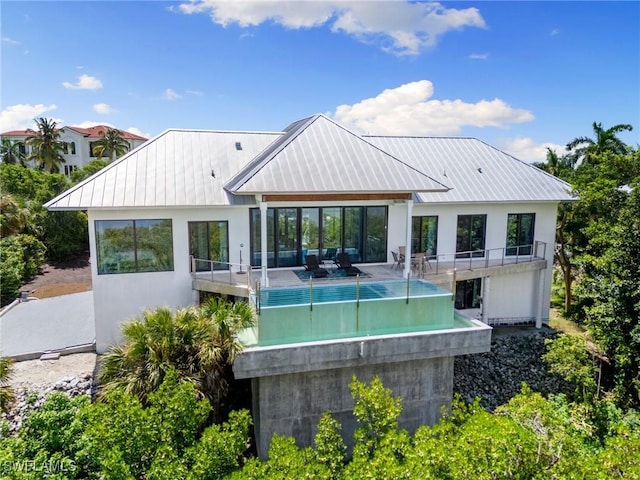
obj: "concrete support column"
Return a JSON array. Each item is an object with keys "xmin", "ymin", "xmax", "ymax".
[
  {"xmin": 403, "ymin": 199, "xmax": 413, "ymax": 278},
  {"xmin": 260, "ymin": 201, "xmax": 269, "ymax": 287},
  {"xmin": 535, "ymin": 268, "xmax": 544, "ymax": 328},
  {"xmin": 481, "ymin": 275, "xmax": 490, "ymax": 324}
]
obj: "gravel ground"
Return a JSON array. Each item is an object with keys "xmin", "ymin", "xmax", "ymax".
[{"xmin": 9, "ymin": 353, "xmax": 98, "ymax": 392}]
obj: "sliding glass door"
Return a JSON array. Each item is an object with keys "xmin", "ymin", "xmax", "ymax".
[
  {"xmin": 250, "ymin": 206, "xmax": 388, "ymax": 267},
  {"xmin": 188, "ymin": 221, "xmax": 229, "ymax": 271}
]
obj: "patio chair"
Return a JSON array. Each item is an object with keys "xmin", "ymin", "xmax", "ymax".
[
  {"xmin": 398, "ymin": 246, "xmax": 406, "ymax": 264},
  {"xmin": 304, "ymin": 254, "xmax": 329, "ymax": 278},
  {"xmin": 412, "ymin": 252, "xmax": 426, "ymax": 276},
  {"xmin": 336, "ymin": 252, "xmax": 362, "ymax": 276},
  {"xmin": 391, "ymin": 251, "xmax": 404, "ymax": 270}
]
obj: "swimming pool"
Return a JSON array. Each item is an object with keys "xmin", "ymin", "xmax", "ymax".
[
  {"xmin": 257, "ymin": 279, "xmax": 449, "ymax": 308},
  {"xmin": 250, "ymin": 279, "xmax": 461, "ymax": 346}
]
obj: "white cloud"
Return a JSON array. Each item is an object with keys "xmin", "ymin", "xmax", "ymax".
[
  {"xmin": 163, "ymin": 88, "xmax": 182, "ymax": 100},
  {"xmin": 497, "ymin": 137, "xmax": 565, "ymax": 163},
  {"xmin": 2, "ymin": 37, "xmax": 20, "ymax": 45},
  {"xmin": 186, "ymin": 90, "xmax": 204, "ymax": 96},
  {"xmin": 178, "ymin": 1, "xmax": 486, "ymax": 56},
  {"xmin": 126, "ymin": 127, "xmax": 152, "ymax": 139},
  {"xmin": 62, "ymin": 74, "xmax": 103, "ymax": 90},
  {"xmin": 73, "ymin": 120, "xmax": 114, "ymax": 128},
  {"xmin": 469, "ymin": 52, "xmax": 489, "ymax": 60},
  {"xmin": 550, "ymin": 28, "xmax": 560, "ymax": 36},
  {"xmin": 331, "ymin": 80, "xmax": 534, "ymax": 136},
  {"xmin": 93, "ymin": 103, "xmax": 112, "ymax": 114},
  {"xmin": 0, "ymin": 103, "xmax": 59, "ymax": 132}
]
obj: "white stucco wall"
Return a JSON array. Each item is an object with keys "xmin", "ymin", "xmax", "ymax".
[
  {"xmin": 89, "ymin": 200, "xmax": 559, "ymax": 351},
  {"xmin": 89, "ymin": 206, "xmax": 249, "ymax": 352}
]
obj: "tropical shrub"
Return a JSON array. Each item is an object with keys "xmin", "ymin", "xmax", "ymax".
[
  {"xmin": 0, "ymin": 234, "xmax": 46, "ymax": 304},
  {"xmin": 0, "ymin": 370, "xmax": 252, "ymax": 479},
  {"xmin": 98, "ymin": 298, "xmax": 255, "ymax": 418},
  {"xmin": 0, "ymin": 357, "xmax": 14, "ymax": 414}
]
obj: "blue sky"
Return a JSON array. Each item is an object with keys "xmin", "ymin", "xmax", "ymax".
[{"xmin": 1, "ymin": 1, "xmax": 638, "ymax": 162}]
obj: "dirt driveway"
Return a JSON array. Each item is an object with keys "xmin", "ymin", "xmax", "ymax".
[{"xmin": 21, "ymin": 251, "xmax": 92, "ymax": 299}]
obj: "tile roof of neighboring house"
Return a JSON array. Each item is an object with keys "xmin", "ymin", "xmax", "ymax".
[
  {"xmin": 1, "ymin": 126, "xmax": 147, "ymax": 141},
  {"xmin": 44, "ymin": 115, "xmax": 574, "ymax": 211},
  {"xmin": 365, "ymin": 136, "xmax": 573, "ymax": 203},
  {"xmin": 63, "ymin": 125, "xmax": 147, "ymax": 141}
]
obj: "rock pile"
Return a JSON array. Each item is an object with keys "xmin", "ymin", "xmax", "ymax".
[
  {"xmin": 2, "ymin": 373, "xmax": 94, "ymax": 433},
  {"xmin": 453, "ymin": 326, "xmax": 574, "ymax": 411}
]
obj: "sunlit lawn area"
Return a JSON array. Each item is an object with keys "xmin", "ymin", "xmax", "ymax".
[{"xmin": 548, "ymin": 307, "xmax": 585, "ymax": 336}]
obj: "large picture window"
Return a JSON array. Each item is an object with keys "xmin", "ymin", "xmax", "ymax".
[
  {"xmin": 250, "ymin": 206, "xmax": 387, "ymax": 268},
  {"xmin": 189, "ymin": 221, "xmax": 229, "ymax": 271},
  {"xmin": 412, "ymin": 216, "xmax": 438, "ymax": 257},
  {"xmin": 95, "ymin": 219, "xmax": 174, "ymax": 274},
  {"xmin": 456, "ymin": 214, "xmax": 487, "ymax": 258},
  {"xmin": 506, "ymin": 213, "xmax": 535, "ymax": 255}
]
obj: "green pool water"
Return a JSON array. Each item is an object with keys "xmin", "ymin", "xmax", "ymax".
[{"xmin": 247, "ymin": 279, "xmax": 472, "ymax": 347}]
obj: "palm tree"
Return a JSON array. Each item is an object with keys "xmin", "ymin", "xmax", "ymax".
[
  {"xmin": 0, "ymin": 138, "xmax": 27, "ymax": 166},
  {"xmin": 0, "ymin": 356, "xmax": 14, "ymax": 413},
  {"xmin": 98, "ymin": 298, "xmax": 255, "ymax": 418},
  {"xmin": 533, "ymin": 148, "xmax": 573, "ymax": 178},
  {"xmin": 25, "ymin": 117, "xmax": 66, "ymax": 173},
  {"xmin": 92, "ymin": 127, "xmax": 131, "ymax": 162},
  {"xmin": 566, "ymin": 121, "xmax": 633, "ymax": 165}
]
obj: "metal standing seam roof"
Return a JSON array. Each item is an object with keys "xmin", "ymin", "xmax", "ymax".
[
  {"xmin": 45, "ymin": 115, "xmax": 573, "ymax": 211},
  {"xmin": 365, "ymin": 136, "xmax": 574, "ymax": 203},
  {"xmin": 45, "ymin": 129, "xmax": 283, "ymax": 210},
  {"xmin": 224, "ymin": 114, "xmax": 450, "ymax": 195}
]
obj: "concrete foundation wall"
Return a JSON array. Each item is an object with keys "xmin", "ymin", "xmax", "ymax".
[
  {"xmin": 252, "ymin": 356, "xmax": 453, "ymax": 458},
  {"xmin": 234, "ymin": 322, "xmax": 491, "ymax": 458}
]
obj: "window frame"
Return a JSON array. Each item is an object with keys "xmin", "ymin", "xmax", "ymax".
[
  {"xmin": 411, "ymin": 215, "xmax": 438, "ymax": 258},
  {"xmin": 188, "ymin": 221, "xmax": 230, "ymax": 271},
  {"xmin": 506, "ymin": 213, "xmax": 536, "ymax": 256},
  {"xmin": 456, "ymin": 214, "xmax": 487, "ymax": 258},
  {"xmin": 95, "ymin": 219, "xmax": 174, "ymax": 275},
  {"xmin": 455, "ymin": 278, "xmax": 482, "ymax": 309}
]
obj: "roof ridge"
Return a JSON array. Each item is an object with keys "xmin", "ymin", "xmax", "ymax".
[{"xmin": 224, "ymin": 115, "xmax": 322, "ymax": 192}]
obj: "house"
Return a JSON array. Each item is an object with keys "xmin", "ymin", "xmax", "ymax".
[
  {"xmin": 1, "ymin": 125, "xmax": 147, "ymax": 175},
  {"xmin": 45, "ymin": 113, "xmax": 572, "ymax": 350},
  {"xmin": 45, "ymin": 114, "xmax": 573, "ymax": 456}
]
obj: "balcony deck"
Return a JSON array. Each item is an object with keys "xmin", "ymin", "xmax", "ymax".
[{"xmin": 192, "ymin": 243, "xmax": 548, "ymax": 298}]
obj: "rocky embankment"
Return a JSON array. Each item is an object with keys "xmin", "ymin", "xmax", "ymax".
[
  {"xmin": 2, "ymin": 374, "xmax": 95, "ymax": 433},
  {"xmin": 454, "ymin": 326, "xmax": 574, "ymax": 410}
]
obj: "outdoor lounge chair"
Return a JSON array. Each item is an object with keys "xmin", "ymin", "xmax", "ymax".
[
  {"xmin": 336, "ymin": 252, "xmax": 362, "ymax": 276},
  {"xmin": 304, "ymin": 254, "xmax": 329, "ymax": 278}
]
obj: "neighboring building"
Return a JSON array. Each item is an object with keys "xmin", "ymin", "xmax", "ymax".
[
  {"xmin": 1, "ymin": 125, "xmax": 147, "ymax": 175},
  {"xmin": 45, "ymin": 114, "xmax": 573, "ymax": 456}
]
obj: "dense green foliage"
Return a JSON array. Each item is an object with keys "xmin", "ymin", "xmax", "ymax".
[
  {"xmin": 536, "ymin": 122, "xmax": 639, "ymax": 409},
  {"xmin": 0, "ymin": 371, "xmax": 251, "ymax": 479},
  {"xmin": 69, "ymin": 160, "xmax": 109, "ymax": 184},
  {"xmin": 0, "ymin": 163, "xmax": 89, "ymax": 303},
  {"xmin": 99, "ymin": 298, "xmax": 255, "ymax": 419},
  {"xmin": 0, "ymin": 357, "xmax": 14, "ymax": 414},
  {"xmin": 0, "ymin": 235, "xmax": 46, "ymax": 304},
  {"xmin": 1, "ymin": 372, "xmax": 638, "ymax": 478},
  {"xmin": 233, "ymin": 377, "xmax": 639, "ymax": 479}
]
